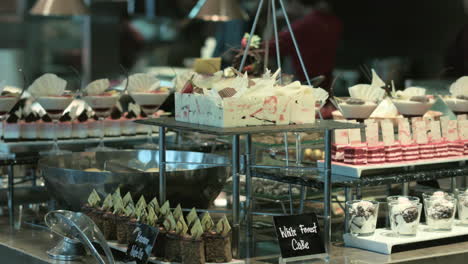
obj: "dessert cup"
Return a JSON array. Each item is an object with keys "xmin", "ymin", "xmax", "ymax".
[
  {"xmin": 423, "ymin": 192, "xmax": 456, "ymax": 231},
  {"xmin": 388, "ymin": 196, "xmax": 422, "ymax": 237},
  {"xmin": 83, "ymin": 94, "xmax": 120, "ymax": 151},
  {"xmin": 457, "ymin": 190, "xmax": 468, "ymax": 225},
  {"xmin": 347, "ymin": 200, "xmax": 379, "ymax": 236},
  {"xmin": 0, "ymin": 95, "xmax": 20, "ymax": 158},
  {"xmin": 131, "ymin": 91, "xmax": 169, "ymax": 149},
  {"xmin": 35, "ymin": 96, "xmax": 74, "ymax": 155}
]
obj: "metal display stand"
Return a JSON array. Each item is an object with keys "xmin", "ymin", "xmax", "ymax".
[
  {"xmin": 136, "ymin": 117, "xmax": 362, "ymax": 257},
  {"xmin": 2, "ymin": 133, "xmax": 176, "ymax": 227}
]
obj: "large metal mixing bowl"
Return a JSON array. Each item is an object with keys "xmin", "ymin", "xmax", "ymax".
[{"xmin": 39, "ymin": 150, "xmax": 230, "ymax": 211}]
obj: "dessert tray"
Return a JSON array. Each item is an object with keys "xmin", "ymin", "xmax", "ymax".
[
  {"xmin": 108, "ymin": 241, "xmax": 245, "ymax": 264},
  {"xmin": 317, "ymin": 156, "xmax": 468, "ymax": 178},
  {"xmin": 0, "ymin": 132, "xmax": 177, "ymax": 155},
  {"xmin": 343, "ymin": 222, "xmax": 468, "ymax": 254}
]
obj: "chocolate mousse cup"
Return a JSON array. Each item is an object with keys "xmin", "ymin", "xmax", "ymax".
[
  {"xmin": 182, "ymin": 236, "xmax": 206, "ymax": 264},
  {"xmin": 164, "ymin": 232, "xmax": 182, "ymax": 262},
  {"xmin": 102, "ymin": 211, "xmax": 117, "ymax": 240},
  {"xmin": 152, "ymin": 226, "xmax": 166, "ymax": 259},
  {"xmin": 204, "ymin": 231, "xmax": 232, "ymax": 263},
  {"xmin": 116, "ymin": 214, "xmax": 131, "ymax": 244}
]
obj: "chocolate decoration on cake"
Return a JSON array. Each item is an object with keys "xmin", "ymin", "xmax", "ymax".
[
  {"xmin": 110, "ymin": 107, "xmax": 122, "ymax": 120},
  {"xmin": 77, "ymin": 111, "xmax": 88, "ymax": 122},
  {"xmin": 125, "ymin": 111, "xmax": 137, "ymax": 119},
  {"xmin": 6, "ymin": 113, "xmax": 20, "ymax": 123},
  {"xmin": 25, "ymin": 113, "xmax": 38, "ymax": 123},
  {"xmin": 59, "ymin": 112, "xmax": 72, "ymax": 122},
  {"xmin": 41, "ymin": 114, "xmax": 52, "ymax": 123},
  {"xmin": 218, "ymin": 87, "xmax": 237, "ymax": 98}
]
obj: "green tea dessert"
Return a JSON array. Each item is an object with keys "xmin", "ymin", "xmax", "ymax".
[
  {"xmin": 182, "ymin": 219, "xmax": 206, "ymax": 264},
  {"xmin": 204, "ymin": 215, "xmax": 232, "ymax": 262}
]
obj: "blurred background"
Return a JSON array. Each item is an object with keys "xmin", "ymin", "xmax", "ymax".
[{"xmin": 0, "ymin": 0, "xmax": 466, "ymax": 94}]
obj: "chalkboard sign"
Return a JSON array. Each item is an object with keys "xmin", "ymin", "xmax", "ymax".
[
  {"xmin": 126, "ymin": 223, "xmax": 159, "ymax": 264},
  {"xmin": 273, "ymin": 213, "xmax": 326, "ymax": 259}
]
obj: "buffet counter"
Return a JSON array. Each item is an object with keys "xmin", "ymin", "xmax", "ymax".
[{"xmin": 2, "ymin": 218, "xmax": 468, "ymax": 264}]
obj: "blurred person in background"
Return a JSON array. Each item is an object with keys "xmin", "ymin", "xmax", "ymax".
[
  {"xmin": 445, "ymin": 0, "xmax": 468, "ymax": 77},
  {"xmin": 269, "ymin": 0, "xmax": 342, "ymax": 90}
]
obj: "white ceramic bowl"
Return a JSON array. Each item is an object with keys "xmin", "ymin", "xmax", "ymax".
[
  {"xmin": 338, "ymin": 102, "xmax": 377, "ymax": 119},
  {"xmin": 392, "ymin": 99, "xmax": 435, "ymax": 116},
  {"xmin": 444, "ymin": 97, "xmax": 468, "ymax": 113}
]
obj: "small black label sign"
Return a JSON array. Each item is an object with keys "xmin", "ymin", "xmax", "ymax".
[
  {"xmin": 126, "ymin": 223, "xmax": 159, "ymax": 264},
  {"xmin": 273, "ymin": 213, "xmax": 325, "ymax": 259}
]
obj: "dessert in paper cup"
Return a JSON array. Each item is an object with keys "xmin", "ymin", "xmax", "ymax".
[
  {"xmin": 392, "ymin": 87, "xmax": 435, "ymax": 116},
  {"xmin": 444, "ymin": 77, "xmax": 468, "ymax": 113},
  {"xmin": 347, "ymin": 200, "xmax": 379, "ymax": 236},
  {"xmin": 423, "ymin": 191, "xmax": 457, "ymax": 231},
  {"xmin": 338, "ymin": 69, "xmax": 386, "ymax": 119}
]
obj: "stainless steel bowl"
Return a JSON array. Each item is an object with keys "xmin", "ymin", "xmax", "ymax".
[{"xmin": 39, "ymin": 150, "xmax": 230, "ymax": 211}]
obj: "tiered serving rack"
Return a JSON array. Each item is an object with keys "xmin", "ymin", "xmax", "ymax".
[
  {"xmin": 138, "ymin": 117, "xmax": 468, "ymax": 258},
  {"xmin": 136, "ymin": 117, "xmax": 362, "ymax": 257}
]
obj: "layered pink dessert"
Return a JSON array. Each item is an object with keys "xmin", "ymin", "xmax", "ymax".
[{"xmin": 344, "ymin": 144, "xmax": 368, "ymax": 165}]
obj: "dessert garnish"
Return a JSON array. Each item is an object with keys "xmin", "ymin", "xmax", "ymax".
[
  {"xmin": 190, "ymin": 219, "xmax": 204, "ymax": 240},
  {"xmin": 218, "ymin": 87, "xmax": 237, "ymax": 98},
  {"xmin": 112, "ymin": 188, "xmax": 122, "ymax": 203},
  {"xmin": 148, "ymin": 197, "xmax": 160, "ymax": 214},
  {"xmin": 27, "ymin": 73, "xmax": 67, "ymax": 98},
  {"xmin": 201, "ymin": 212, "xmax": 214, "ymax": 232},
  {"xmin": 146, "ymin": 207, "xmax": 158, "ymax": 226},
  {"xmin": 163, "ymin": 211, "xmax": 177, "ymax": 232},
  {"xmin": 122, "ymin": 192, "xmax": 133, "ymax": 207},
  {"xmin": 126, "ymin": 103, "xmax": 140, "ymax": 119},
  {"xmin": 124, "ymin": 204, "xmax": 136, "ymax": 218},
  {"xmin": 427, "ymin": 195, "xmax": 455, "ymax": 220},
  {"xmin": 126, "ymin": 73, "xmax": 162, "ymax": 93},
  {"xmin": 84, "ymin": 79, "xmax": 110, "ymax": 96},
  {"xmin": 87, "ymin": 189, "xmax": 101, "ymax": 207},
  {"xmin": 176, "ymin": 217, "xmax": 188, "ymax": 236},
  {"xmin": 350, "ymin": 201, "xmax": 375, "ymax": 219},
  {"xmin": 41, "ymin": 114, "xmax": 52, "ymax": 123},
  {"xmin": 391, "ymin": 198, "xmax": 419, "ymax": 224},
  {"xmin": 136, "ymin": 195, "xmax": 147, "ymax": 209},
  {"xmin": 59, "ymin": 112, "xmax": 72, "ymax": 122},
  {"xmin": 113, "ymin": 197, "xmax": 125, "ymax": 215},
  {"xmin": 135, "ymin": 202, "xmax": 147, "ymax": 221},
  {"xmin": 102, "ymin": 194, "xmax": 113, "ymax": 210},
  {"xmin": 215, "ymin": 215, "xmax": 231, "ymax": 236},
  {"xmin": 173, "ymin": 204, "xmax": 183, "ymax": 221},
  {"xmin": 187, "ymin": 207, "xmax": 198, "ymax": 226},
  {"xmin": 160, "ymin": 201, "xmax": 171, "ymax": 217}
]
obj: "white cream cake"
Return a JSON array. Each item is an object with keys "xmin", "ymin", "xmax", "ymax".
[{"xmin": 174, "ymin": 71, "xmax": 316, "ymax": 127}]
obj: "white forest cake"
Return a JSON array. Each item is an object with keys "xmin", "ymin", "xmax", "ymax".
[{"xmin": 174, "ymin": 69, "xmax": 317, "ymax": 127}]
